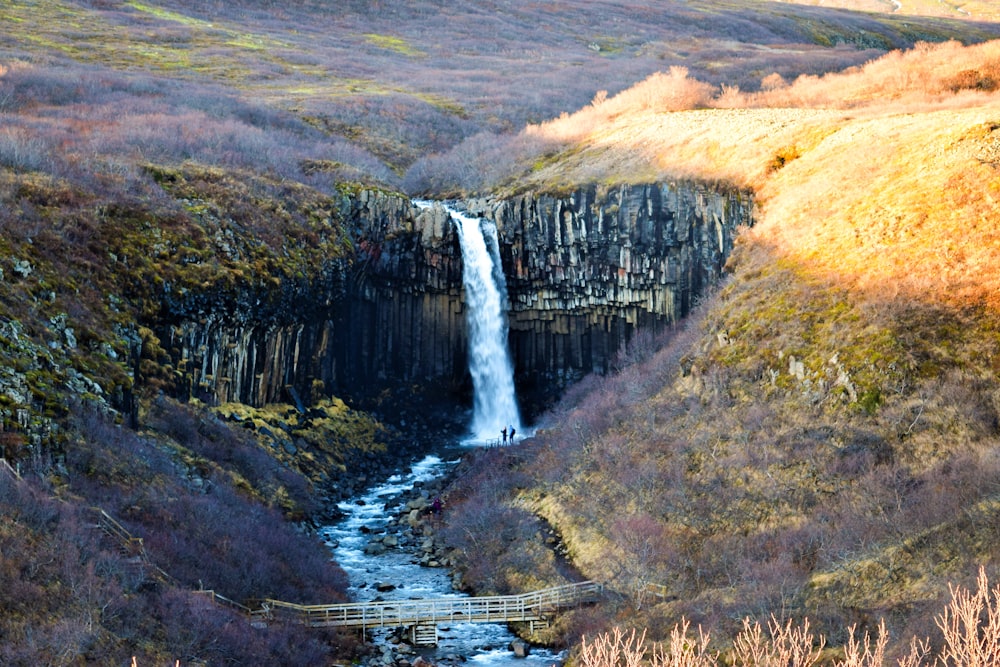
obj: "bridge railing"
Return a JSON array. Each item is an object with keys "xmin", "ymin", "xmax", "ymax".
[
  {"xmin": 263, "ymin": 580, "xmax": 604, "ymax": 628},
  {"xmin": 0, "ymin": 457, "xmax": 20, "ymax": 480}
]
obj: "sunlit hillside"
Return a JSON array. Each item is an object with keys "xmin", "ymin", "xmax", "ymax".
[
  {"xmin": 5, "ymin": 0, "xmax": 1000, "ymax": 180},
  {"xmin": 521, "ymin": 39, "xmax": 1000, "ymax": 309},
  {"xmin": 439, "ymin": 38, "xmax": 1000, "ymax": 659}
]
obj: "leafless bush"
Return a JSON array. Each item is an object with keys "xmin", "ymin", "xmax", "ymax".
[
  {"xmin": 580, "ymin": 627, "xmax": 650, "ymax": 667},
  {"xmin": 936, "ymin": 567, "xmax": 1000, "ymax": 667},
  {"xmin": 656, "ymin": 620, "xmax": 717, "ymax": 667},
  {"xmin": 403, "ymin": 130, "xmax": 562, "ymax": 195},
  {"xmin": 0, "ymin": 127, "xmax": 53, "ymax": 172},
  {"xmin": 0, "ymin": 62, "xmax": 397, "ymax": 189},
  {"xmin": 576, "ymin": 568, "xmax": 1000, "ymax": 667},
  {"xmin": 835, "ymin": 620, "xmax": 888, "ymax": 667}
]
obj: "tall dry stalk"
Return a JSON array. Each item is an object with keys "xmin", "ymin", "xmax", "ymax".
[
  {"xmin": 898, "ymin": 636, "xmax": 932, "ymax": 667},
  {"xmin": 732, "ymin": 616, "xmax": 825, "ymax": 667},
  {"xmin": 579, "ymin": 627, "xmax": 648, "ymax": 667},
  {"xmin": 937, "ymin": 567, "xmax": 1000, "ymax": 667},
  {"xmin": 577, "ymin": 568, "xmax": 1000, "ymax": 667},
  {"xmin": 580, "ymin": 623, "xmax": 718, "ymax": 667},
  {"xmin": 651, "ymin": 619, "xmax": 718, "ymax": 667},
  {"xmin": 835, "ymin": 620, "xmax": 888, "ymax": 667}
]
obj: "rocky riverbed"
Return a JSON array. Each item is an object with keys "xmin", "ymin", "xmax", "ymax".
[{"xmin": 321, "ymin": 453, "xmax": 560, "ymax": 667}]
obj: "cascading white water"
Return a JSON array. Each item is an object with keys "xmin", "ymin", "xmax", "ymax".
[{"xmin": 450, "ymin": 208, "xmax": 522, "ymax": 442}]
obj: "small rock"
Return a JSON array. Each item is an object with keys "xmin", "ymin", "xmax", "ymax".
[
  {"xmin": 11, "ymin": 258, "xmax": 32, "ymax": 278},
  {"xmin": 509, "ymin": 639, "xmax": 530, "ymax": 658},
  {"xmin": 407, "ymin": 497, "xmax": 429, "ymax": 511}
]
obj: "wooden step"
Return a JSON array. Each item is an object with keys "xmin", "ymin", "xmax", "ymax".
[{"xmin": 411, "ymin": 624, "xmax": 439, "ymax": 646}]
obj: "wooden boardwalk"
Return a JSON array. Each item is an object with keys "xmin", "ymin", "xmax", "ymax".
[{"xmin": 262, "ymin": 581, "xmax": 604, "ymax": 630}]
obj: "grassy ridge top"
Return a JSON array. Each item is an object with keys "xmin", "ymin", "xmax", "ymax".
[{"xmin": 520, "ymin": 39, "xmax": 1000, "ymax": 311}]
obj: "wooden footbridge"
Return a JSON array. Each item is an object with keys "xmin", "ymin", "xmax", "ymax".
[{"xmin": 261, "ymin": 581, "xmax": 604, "ymax": 644}]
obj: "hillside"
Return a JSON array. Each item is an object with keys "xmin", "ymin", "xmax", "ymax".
[
  {"xmin": 437, "ymin": 38, "xmax": 1000, "ymax": 660},
  {"xmin": 5, "ymin": 0, "xmax": 1000, "ymax": 181},
  {"xmin": 3, "ymin": 0, "xmax": 1000, "ymax": 664}
]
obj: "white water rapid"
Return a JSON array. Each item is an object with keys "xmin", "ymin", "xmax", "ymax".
[{"xmin": 415, "ymin": 201, "xmax": 522, "ymax": 443}]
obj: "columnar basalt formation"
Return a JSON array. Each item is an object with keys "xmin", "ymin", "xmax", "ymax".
[
  {"xmin": 159, "ymin": 182, "xmax": 753, "ymax": 412},
  {"xmin": 474, "ymin": 183, "xmax": 752, "ymax": 396}
]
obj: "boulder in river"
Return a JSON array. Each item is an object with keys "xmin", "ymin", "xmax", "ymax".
[{"xmin": 509, "ymin": 638, "xmax": 530, "ymax": 658}]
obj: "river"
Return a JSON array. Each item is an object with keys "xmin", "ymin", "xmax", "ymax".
[{"xmin": 320, "ymin": 446, "xmax": 562, "ymax": 667}]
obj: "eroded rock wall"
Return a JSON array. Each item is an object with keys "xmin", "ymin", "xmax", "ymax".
[{"xmin": 160, "ymin": 182, "xmax": 752, "ymax": 411}]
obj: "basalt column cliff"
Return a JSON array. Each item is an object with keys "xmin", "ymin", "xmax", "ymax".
[
  {"xmin": 162, "ymin": 182, "xmax": 752, "ymax": 411},
  {"xmin": 474, "ymin": 183, "xmax": 753, "ymax": 401}
]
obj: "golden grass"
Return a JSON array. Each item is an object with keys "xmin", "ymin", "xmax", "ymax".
[
  {"xmin": 773, "ymin": 0, "xmax": 1000, "ymax": 21},
  {"xmin": 754, "ymin": 104, "xmax": 1000, "ymax": 312}
]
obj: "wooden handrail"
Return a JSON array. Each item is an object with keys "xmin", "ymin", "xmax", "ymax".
[
  {"xmin": 261, "ymin": 580, "xmax": 604, "ymax": 628},
  {"xmin": 0, "ymin": 457, "xmax": 20, "ymax": 480},
  {"xmin": 194, "ymin": 589, "xmax": 253, "ymax": 615},
  {"xmin": 94, "ymin": 508, "xmax": 144, "ymax": 554}
]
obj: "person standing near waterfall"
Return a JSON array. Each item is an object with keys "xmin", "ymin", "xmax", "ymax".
[
  {"xmin": 509, "ymin": 425, "xmax": 516, "ymax": 444},
  {"xmin": 501, "ymin": 427, "xmax": 507, "ymax": 445}
]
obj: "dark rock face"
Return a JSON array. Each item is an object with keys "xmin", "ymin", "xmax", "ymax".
[
  {"xmin": 475, "ymin": 183, "xmax": 753, "ymax": 402},
  {"xmin": 159, "ymin": 182, "xmax": 753, "ymax": 415}
]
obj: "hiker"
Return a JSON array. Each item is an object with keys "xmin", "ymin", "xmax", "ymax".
[
  {"xmin": 501, "ymin": 427, "xmax": 507, "ymax": 445},
  {"xmin": 431, "ymin": 497, "xmax": 443, "ymax": 514},
  {"xmin": 509, "ymin": 425, "xmax": 516, "ymax": 443}
]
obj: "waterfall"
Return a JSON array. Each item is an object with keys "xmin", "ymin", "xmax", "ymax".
[
  {"xmin": 452, "ymin": 208, "xmax": 522, "ymax": 442},
  {"xmin": 414, "ymin": 200, "xmax": 522, "ymax": 442}
]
